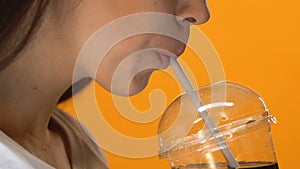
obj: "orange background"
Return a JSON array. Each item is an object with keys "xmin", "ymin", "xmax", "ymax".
[{"xmin": 58, "ymin": 0, "xmax": 300, "ymax": 168}]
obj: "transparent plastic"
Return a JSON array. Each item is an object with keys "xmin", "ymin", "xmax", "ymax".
[{"xmin": 158, "ymin": 81, "xmax": 279, "ymax": 169}]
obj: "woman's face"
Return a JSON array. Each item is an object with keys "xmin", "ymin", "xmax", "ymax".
[{"xmin": 57, "ymin": 0, "xmax": 210, "ymax": 96}]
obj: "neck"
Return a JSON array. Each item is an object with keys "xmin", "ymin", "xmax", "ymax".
[
  {"xmin": 0, "ymin": 48, "xmax": 71, "ymax": 140},
  {"xmin": 0, "ymin": 5, "xmax": 79, "ymax": 140}
]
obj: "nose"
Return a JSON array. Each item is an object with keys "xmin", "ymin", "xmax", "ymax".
[{"xmin": 176, "ymin": 0, "xmax": 210, "ymax": 25}]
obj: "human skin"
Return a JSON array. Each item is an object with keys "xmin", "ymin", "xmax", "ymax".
[
  {"xmin": 0, "ymin": 0, "xmax": 209, "ymax": 168},
  {"xmin": 68, "ymin": 0, "xmax": 210, "ymax": 96}
]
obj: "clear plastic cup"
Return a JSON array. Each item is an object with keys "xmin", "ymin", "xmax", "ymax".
[{"xmin": 158, "ymin": 81, "xmax": 279, "ymax": 169}]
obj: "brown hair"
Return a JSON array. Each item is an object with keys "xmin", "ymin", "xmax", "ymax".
[{"xmin": 0, "ymin": 0, "xmax": 50, "ymax": 71}]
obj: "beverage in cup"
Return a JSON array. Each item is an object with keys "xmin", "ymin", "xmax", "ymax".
[{"xmin": 158, "ymin": 81, "xmax": 279, "ymax": 169}]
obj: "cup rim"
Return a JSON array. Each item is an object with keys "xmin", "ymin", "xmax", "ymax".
[{"xmin": 158, "ymin": 110, "xmax": 276, "ymax": 159}]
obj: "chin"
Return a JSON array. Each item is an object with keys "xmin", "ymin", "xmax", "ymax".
[
  {"xmin": 96, "ymin": 69, "xmax": 154, "ymax": 96},
  {"xmin": 127, "ymin": 70, "xmax": 153, "ymax": 96}
]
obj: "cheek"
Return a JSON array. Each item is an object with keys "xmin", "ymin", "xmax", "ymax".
[{"xmin": 97, "ymin": 35, "xmax": 150, "ymax": 75}]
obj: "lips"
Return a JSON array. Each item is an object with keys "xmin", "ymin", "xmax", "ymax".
[
  {"xmin": 158, "ymin": 53, "xmax": 171, "ymax": 69},
  {"xmin": 156, "ymin": 45, "xmax": 186, "ymax": 69}
]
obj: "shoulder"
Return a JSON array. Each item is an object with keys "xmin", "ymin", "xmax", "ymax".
[
  {"xmin": 52, "ymin": 108, "xmax": 108, "ymax": 165},
  {"xmin": 0, "ymin": 133, "xmax": 34, "ymax": 169},
  {"xmin": 0, "ymin": 131, "xmax": 53, "ymax": 169},
  {"xmin": 52, "ymin": 108, "xmax": 96, "ymax": 146}
]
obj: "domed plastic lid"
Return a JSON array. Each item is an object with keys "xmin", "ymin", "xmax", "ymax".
[{"xmin": 158, "ymin": 81, "xmax": 274, "ymax": 157}]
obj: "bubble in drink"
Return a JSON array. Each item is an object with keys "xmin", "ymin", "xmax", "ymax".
[
  {"xmin": 158, "ymin": 82, "xmax": 279, "ymax": 169},
  {"xmin": 172, "ymin": 162, "xmax": 279, "ymax": 169}
]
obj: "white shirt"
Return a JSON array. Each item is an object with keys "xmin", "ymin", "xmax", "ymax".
[
  {"xmin": 0, "ymin": 109, "xmax": 108, "ymax": 169},
  {"xmin": 0, "ymin": 131, "xmax": 54, "ymax": 169}
]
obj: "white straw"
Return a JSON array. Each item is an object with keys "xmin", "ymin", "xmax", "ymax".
[{"xmin": 170, "ymin": 57, "xmax": 239, "ymax": 168}]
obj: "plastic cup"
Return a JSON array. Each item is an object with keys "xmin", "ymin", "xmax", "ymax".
[{"xmin": 158, "ymin": 81, "xmax": 279, "ymax": 169}]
